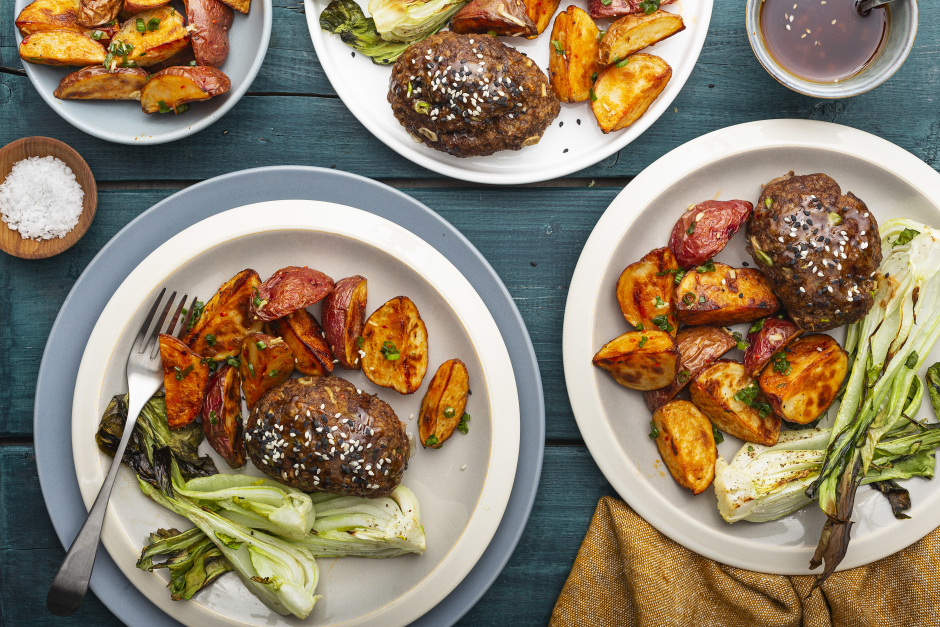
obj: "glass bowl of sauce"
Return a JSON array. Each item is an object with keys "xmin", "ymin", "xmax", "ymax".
[{"xmin": 746, "ymin": 0, "xmax": 917, "ymax": 98}]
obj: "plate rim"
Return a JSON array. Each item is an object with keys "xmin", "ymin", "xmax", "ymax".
[
  {"xmin": 33, "ymin": 166, "xmax": 545, "ymax": 627},
  {"xmin": 302, "ymin": 0, "xmax": 714, "ymax": 185},
  {"xmin": 562, "ymin": 119, "xmax": 940, "ymax": 575},
  {"xmin": 14, "ymin": 0, "xmax": 273, "ymax": 145}
]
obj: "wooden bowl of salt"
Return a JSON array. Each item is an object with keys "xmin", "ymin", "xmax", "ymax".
[{"xmin": 0, "ymin": 136, "xmax": 97, "ymax": 260}]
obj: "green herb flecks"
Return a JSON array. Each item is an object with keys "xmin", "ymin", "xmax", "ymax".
[
  {"xmin": 651, "ymin": 315, "xmax": 674, "ymax": 333},
  {"xmin": 648, "ymin": 420, "xmax": 659, "ymax": 440},
  {"xmin": 381, "ymin": 341, "xmax": 400, "ymax": 360},
  {"xmin": 457, "ymin": 413, "xmax": 470, "ymax": 434}
]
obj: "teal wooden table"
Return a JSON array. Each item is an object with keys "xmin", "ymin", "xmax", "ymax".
[{"xmin": 2, "ymin": 0, "xmax": 940, "ymax": 623}]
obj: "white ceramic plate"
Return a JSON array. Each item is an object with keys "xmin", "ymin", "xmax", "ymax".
[
  {"xmin": 13, "ymin": 0, "xmax": 271, "ymax": 145},
  {"xmin": 563, "ymin": 119, "xmax": 940, "ymax": 575},
  {"xmin": 71, "ymin": 199, "xmax": 520, "ymax": 626},
  {"xmin": 303, "ymin": 0, "xmax": 712, "ymax": 185}
]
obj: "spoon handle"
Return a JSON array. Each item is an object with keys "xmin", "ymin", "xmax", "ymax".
[{"xmin": 857, "ymin": 0, "xmax": 892, "ymax": 15}]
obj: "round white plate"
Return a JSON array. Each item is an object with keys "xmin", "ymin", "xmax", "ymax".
[
  {"xmin": 14, "ymin": 0, "xmax": 271, "ymax": 145},
  {"xmin": 71, "ymin": 199, "xmax": 520, "ymax": 626},
  {"xmin": 303, "ymin": 0, "xmax": 712, "ymax": 185},
  {"xmin": 563, "ymin": 119, "xmax": 940, "ymax": 575}
]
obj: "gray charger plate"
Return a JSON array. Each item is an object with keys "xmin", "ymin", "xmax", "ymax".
[{"xmin": 33, "ymin": 166, "xmax": 545, "ymax": 626}]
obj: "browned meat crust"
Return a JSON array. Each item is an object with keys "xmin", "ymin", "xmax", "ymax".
[
  {"xmin": 746, "ymin": 171, "xmax": 882, "ymax": 332},
  {"xmin": 245, "ymin": 376, "xmax": 409, "ymax": 497},
  {"xmin": 388, "ymin": 32, "xmax": 560, "ymax": 158}
]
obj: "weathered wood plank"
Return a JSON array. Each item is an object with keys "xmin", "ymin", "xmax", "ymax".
[
  {"xmin": 3, "ymin": 3, "xmax": 940, "ymax": 179},
  {"xmin": 0, "ymin": 187, "xmax": 615, "ymax": 440},
  {"xmin": 0, "ymin": 444, "xmax": 614, "ymax": 626}
]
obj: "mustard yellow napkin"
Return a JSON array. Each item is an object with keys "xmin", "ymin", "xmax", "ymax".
[{"xmin": 549, "ymin": 497, "xmax": 940, "ymax": 627}]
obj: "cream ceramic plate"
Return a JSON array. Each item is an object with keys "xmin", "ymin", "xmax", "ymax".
[
  {"xmin": 303, "ymin": 0, "xmax": 712, "ymax": 185},
  {"xmin": 71, "ymin": 200, "xmax": 520, "ymax": 626},
  {"xmin": 563, "ymin": 119, "xmax": 940, "ymax": 574}
]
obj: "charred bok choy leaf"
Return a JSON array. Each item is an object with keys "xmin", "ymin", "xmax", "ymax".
[
  {"xmin": 320, "ymin": 0, "xmax": 411, "ymax": 65},
  {"xmin": 137, "ymin": 528, "xmax": 233, "ymax": 601},
  {"xmin": 368, "ymin": 0, "xmax": 465, "ymax": 42}
]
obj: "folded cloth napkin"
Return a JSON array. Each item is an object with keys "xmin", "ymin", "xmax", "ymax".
[{"xmin": 549, "ymin": 497, "xmax": 940, "ymax": 627}]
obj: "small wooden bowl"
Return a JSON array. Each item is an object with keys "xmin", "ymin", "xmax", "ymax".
[{"xmin": 0, "ymin": 136, "xmax": 97, "ymax": 260}]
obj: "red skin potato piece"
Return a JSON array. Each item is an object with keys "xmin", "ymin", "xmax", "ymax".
[
  {"xmin": 588, "ymin": 0, "xmax": 673, "ymax": 20},
  {"xmin": 743, "ymin": 317, "xmax": 803, "ymax": 377},
  {"xmin": 251, "ymin": 266, "xmax": 335, "ymax": 322},
  {"xmin": 668, "ymin": 200, "xmax": 753, "ymax": 269},
  {"xmin": 321, "ymin": 275, "xmax": 367, "ymax": 370}
]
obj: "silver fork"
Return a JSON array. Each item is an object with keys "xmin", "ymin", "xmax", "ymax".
[{"xmin": 46, "ymin": 288, "xmax": 200, "ymax": 617}]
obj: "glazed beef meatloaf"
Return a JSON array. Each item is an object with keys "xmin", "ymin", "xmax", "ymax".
[
  {"xmin": 245, "ymin": 376, "xmax": 409, "ymax": 498},
  {"xmin": 388, "ymin": 32, "xmax": 560, "ymax": 158},
  {"xmin": 747, "ymin": 172, "xmax": 882, "ymax": 332}
]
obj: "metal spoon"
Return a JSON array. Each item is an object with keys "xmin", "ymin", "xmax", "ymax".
[{"xmin": 856, "ymin": 0, "xmax": 896, "ymax": 16}]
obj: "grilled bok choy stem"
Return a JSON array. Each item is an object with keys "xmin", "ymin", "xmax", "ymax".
[
  {"xmin": 806, "ymin": 219, "xmax": 940, "ymax": 589},
  {"xmin": 715, "ymin": 420, "xmax": 940, "ymax": 523},
  {"xmin": 367, "ymin": 0, "xmax": 466, "ymax": 41}
]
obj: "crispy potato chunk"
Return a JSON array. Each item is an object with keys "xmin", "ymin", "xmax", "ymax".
[
  {"xmin": 451, "ymin": 0, "xmax": 537, "ymax": 37},
  {"xmin": 240, "ymin": 333, "xmax": 294, "ymax": 409},
  {"xmin": 615, "ymin": 247, "xmax": 678, "ymax": 337},
  {"xmin": 592, "ymin": 330, "xmax": 678, "ymax": 390},
  {"xmin": 77, "ymin": 0, "xmax": 121, "ymax": 26},
  {"xmin": 140, "ymin": 65, "xmax": 231, "ymax": 113},
  {"xmin": 598, "ymin": 9, "xmax": 685, "ymax": 66},
  {"xmin": 645, "ymin": 326, "xmax": 736, "ymax": 410},
  {"xmin": 419, "ymin": 359, "xmax": 470, "ymax": 449},
  {"xmin": 759, "ymin": 334, "xmax": 847, "ymax": 425},
  {"xmin": 651, "ymin": 400, "xmax": 716, "ymax": 495},
  {"xmin": 266, "ymin": 309, "xmax": 334, "ymax": 376},
  {"xmin": 217, "ymin": 0, "xmax": 248, "ymax": 15},
  {"xmin": 16, "ymin": 0, "xmax": 81, "ymax": 35},
  {"xmin": 591, "ymin": 53, "xmax": 671, "ymax": 133},
  {"xmin": 250, "ymin": 266, "xmax": 335, "ymax": 322},
  {"xmin": 690, "ymin": 360, "xmax": 780, "ymax": 446},
  {"xmin": 54, "ymin": 65, "xmax": 148, "ymax": 99},
  {"xmin": 673, "ymin": 262, "xmax": 779, "ymax": 326},
  {"xmin": 159, "ymin": 334, "xmax": 210, "ymax": 429},
  {"xmin": 19, "ymin": 30, "xmax": 107, "ymax": 66},
  {"xmin": 145, "ymin": 44, "xmax": 195, "ymax": 70},
  {"xmin": 183, "ymin": 269, "xmax": 263, "ymax": 360},
  {"xmin": 202, "ymin": 365, "xmax": 245, "ymax": 468},
  {"xmin": 524, "ymin": 0, "xmax": 560, "ymax": 36},
  {"xmin": 184, "ymin": 0, "xmax": 233, "ymax": 67},
  {"xmin": 361, "ymin": 296, "xmax": 429, "ymax": 395},
  {"xmin": 548, "ymin": 6, "xmax": 601, "ymax": 103},
  {"xmin": 743, "ymin": 317, "xmax": 802, "ymax": 377},
  {"xmin": 668, "ymin": 200, "xmax": 753, "ymax": 269},
  {"xmin": 110, "ymin": 6, "xmax": 188, "ymax": 67},
  {"xmin": 124, "ymin": 0, "xmax": 170, "ymax": 14},
  {"xmin": 322, "ymin": 275, "xmax": 367, "ymax": 370}
]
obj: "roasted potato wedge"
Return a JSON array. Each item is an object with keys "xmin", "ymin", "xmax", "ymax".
[
  {"xmin": 124, "ymin": 0, "xmax": 170, "ymax": 13},
  {"xmin": 217, "ymin": 0, "xmax": 248, "ymax": 14},
  {"xmin": 146, "ymin": 44, "xmax": 195, "ymax": 70},
  {"xmin": 183, "ymin": 269, "xmax": 263, "ymax": 360},
  {"xmin": 690, "ymin": 360, "xmax": 781, "ymax": 446},
  {"xmin": 591, "ymin": 53, "xmax": 671, "ymax": 133},
  {"xmin": 615, "ymin": 247, "xmax": 678, "ymax": 337},
  {"xmin": 361, "ymin": 296, "xmax": 429, "ymax": 395},
  {"xmin": 202, "ymin": 365, "xmax": 246, "ymax": 468},
  {"xmin": 240, "ymin": 333, "xmax": 295, "ymax": 409},
  {"xmin": 110, "ymin": 6, "xmax": 188, "ymax": 67},
  {"xmin": 54, "ymin": 65, "xmax": 148, "ymax": 99},
  {"xmin": 159, "ymin": 334, "xmax": 210, "ymax": 429},
  {"xmin": 184, "ymin": 0, "xmax": 232, "ymax": 67},
  {"xmin": 592, "ymin": 330, "xmax": 678, "ymax": 391},
  {"xmin": 651, "ymin": 400, "xmax": 716, "ymax": 495},
  {"xmin": 588, "ymin": 0, "xmax": 674, "ymax": 19},
  {"xmin": 743, "ymin": 317, "xmax": 802, "ymax": 377},
  {"xmin": 19, "ymin": 30, "xmax": 107, "ymax": 66},
  {"xmin": 140, "ymin": 65, "xmax": 231, "ymax": 113},
  {"xmin": 644, "ymin": 326, "xmax": 737, "ymax": 411},
  {"xmin": 598, "ymin": 9, "xmax": 685, "ymax": 66},
  {"xmin": 250, "ymin": 266, "xmax": 335, "ymax": 322},
  {"xmin": 548, "ymin": 6, "xmax": 601, "ymax": 103},
  {"xmin": 266, "ymin": 309, "xmax": 334, "ymax": 376},
  {"xmin": 419, "ymin": 359, "xmax": 470, "ymax": 449},
  {"xmin": 758, "ymin": 334, "xmax": 848, "ymax": 425},
  {"xmin": 673, "ymin": 262, "xmax": 779, "ymax": 326},
  {"xmin": 322, "ymin": 275, "xmax": 367, "ymax": 370},
  {"xmin": 77, "ymin": 0, "xmax": 121, "ymax": 26},
  {"xmin": 16, "ymin": 0, "xmax": 81, "ymax": 35},
  {"xmin": 85, "ymin": 22, "xmax": 119, "ymax": 41},
  {"xmin": 524, "ymin": 0, "xmax": 560, "ymax": 35},
  {"xmin": 668, "ymin": 200, "xmax": 753, "ymax": 269},
  {"xmin": 451, "ymin": 0, "xmax": 537, "ymax": 37}
]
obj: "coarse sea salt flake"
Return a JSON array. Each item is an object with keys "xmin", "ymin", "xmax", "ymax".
[{"xmin": 0, "ymin": 156, "xmax": 84, "ymax": 240}]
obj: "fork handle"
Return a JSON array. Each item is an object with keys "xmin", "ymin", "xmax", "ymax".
[{"xmin": 46, "ymin": 396, "xmax": 146, "ymax": 616}]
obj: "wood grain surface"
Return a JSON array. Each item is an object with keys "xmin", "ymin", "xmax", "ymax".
[{"xmin": 0, "ymin": 136, "xmax": 97, "ymax": 259}]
